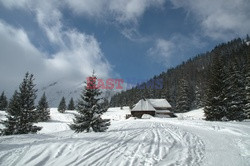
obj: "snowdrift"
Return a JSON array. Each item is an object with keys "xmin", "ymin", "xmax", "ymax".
[
  {"xmin": 102, "ymin": 106, "xmax": 131, "ymax": 121},
  {"xmin": 176, "ymin": 108, "xmax": 205, "ymax": 120}
]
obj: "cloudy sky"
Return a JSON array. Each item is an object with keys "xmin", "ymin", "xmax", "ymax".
[{"xmin": 0, "ymin": 0, "xmax": 250, "ymax": 99}]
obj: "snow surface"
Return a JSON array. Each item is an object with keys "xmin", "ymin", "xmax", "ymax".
[
  {"xmin": 0, "ymin": 108, "xmax": 250, "ymax": 166},
  {"xmin": 141, "ymin": 114, "xmax": 153, "ymax": 119},
  {"xmin": 102, "ymin": 107, "xmax": 131, "ymax": 120},
  {"xmin": 38, "ymin": 108, "xmax": 76, "ymax": 134},
  {"xmin": 176, "ymin": 108, "xmax": 205, "ymax": 120}
]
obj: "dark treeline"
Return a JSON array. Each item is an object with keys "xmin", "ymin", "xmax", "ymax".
[{"xmin": 110, "ymin": 37, "xmax": 250, "ymax": 120}]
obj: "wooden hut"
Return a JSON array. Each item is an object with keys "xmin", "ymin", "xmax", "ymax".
[{"xmin": 131, "ymin": 98, "xmax": 174, "ymax": 118}]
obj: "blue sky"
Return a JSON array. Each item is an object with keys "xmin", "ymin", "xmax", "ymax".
[{"xmin": 0, "ymin": 0, "xmax": 250, "ymax": 96}]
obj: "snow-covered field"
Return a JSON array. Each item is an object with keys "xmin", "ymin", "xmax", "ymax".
[{"xmin": 0, "ymin": 108, "xmax": 250, "ymax": 166}]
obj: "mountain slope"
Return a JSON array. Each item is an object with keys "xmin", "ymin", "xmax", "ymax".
[{"xmin": 110, "ymin": 37, "xmax": 250, "ymax": 112}]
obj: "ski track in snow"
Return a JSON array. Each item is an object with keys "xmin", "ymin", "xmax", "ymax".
[{"xmin": 0, "ymin": 120, "xmax": 205, "ymax": 166}]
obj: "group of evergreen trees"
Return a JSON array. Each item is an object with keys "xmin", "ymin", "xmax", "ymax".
[
  {"xmin": 0, "ymin": 73, "xmax": 50, "ymax": 135},
  {"xmin": 58, "ymin": 97, "xmax": 75, "ymax": 113},
  {"xmin": 1, "ymin": 72, "xmax": 110, "ymax": 135},
  {"xmin": 110, "ymin": 37, "xmax": 250, "ymax": 121},
  {"xmin": 205, "ymin": 47, "xmax": 250, "ymax": 121}
]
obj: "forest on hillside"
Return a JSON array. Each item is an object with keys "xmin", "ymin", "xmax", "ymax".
[{"xmin": 110, "ymin": 36, "xmax": 250, "ymax": 120}]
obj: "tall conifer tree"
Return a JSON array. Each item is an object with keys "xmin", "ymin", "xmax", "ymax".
[
  {"xmin": 37, "ymin": 92, "xmax": 50, "ymax": 121},
  {"xmin": 224, "ymin": 61, "xmax": 246, "ymax": 120},
  {"xmin": 58, "ymin": 97, "xmax": 66, "ymax": 113},
  {"xmin": 67, "ymin": 98, "xmax": 75, "ymax": 110},
  {"xmin": 0, "ymin": 91, "xmax": 8, "ymax": 110},
  {"xmin": 176, "ymin": 79, "xmax": 190, "ymax": 112},
  {"xmin": 245, "ymin": 51, "xmax": 250, "ymax": 118},
  {"xmin": 205, "ymin": 54, "xmax": 227, "ymax": 121},
  {"xmin": 0, "ymin": 91, "xmax": 20, "ymax": 135},
  {"xmin": 70, "ymin": 72, "xmax": 110, "ymax": 132}
]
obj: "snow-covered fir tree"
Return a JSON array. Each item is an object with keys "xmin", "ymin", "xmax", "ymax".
[
  {"xmin": 70, "ymin": 73, "xmax": 110, "ymax": 132},
  {"xmin": 176, "ymin": 79, "xmax": 190, "ymax": 112},
  {"xmin": 1, "ymin": 73, "xmax": 42, "ymax": 135},
  {"xmin": 246, "ymin": 34, "xmax": 250, "ymax": 42},
  {"xmin": 58, "ymin": 97, "xmax": 66, "ymax": 113},
  {"xmin": 0, "ymin": 91, "xmax": 8, "ymax": 110},
  {"xmin": 224, "ymin": 61, "xmax": 246, "ymax": 121},
  {"xmin": 204, "ymin": 55, "xmax": 227, "ymax": 121},
  {"xmin": 194, "ymin": 84, "xmax": 203, "ymax": 109},
  {"xmin": 67, "ymin": 98, "xmax": 75, "ymax": 110},
  {"xmin": 16, "ymin": 73, "xmax": 41, "ymax": 132},
  {"xmin": 0, "ymin": 91, "xmax": 20, "ymax": 135},
  {"xmin": 245, "ymin": 52, "xmax": 250, "ymax": 118},
  {"xmin": 37, "ymin": 92, "xmax": 50, "ymax": 122}
]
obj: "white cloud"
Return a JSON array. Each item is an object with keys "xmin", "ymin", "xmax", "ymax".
[
  {"xmin": 0, "ymin": 0, "xmax": 114, "ymax": 78},
  {"xmin": 108, "ymin": 0, "xmax": 164, "ymax": 24},
  {"xmin": 0, "ymin": 18, "xmax": 113, "ymax": 105},
  {"xmin": 64, "ymin": 0, "xmax": 106, "ymax": 18},
  {"xmin": 0, "ymin": 0, "xmax": 29, "ymax": 9},
  {"xmin": 2, "ymin": 0, "xmax": 249, "ymax": 42},
  {"xmin": 121, "ymin": 27, "xmax": 150, "ymax": 42},
  {"xmin": 170, "ymin": 0, "xmax": 250, "ymax": 40},
  {"xmin": 0, "ymin": 0, "xmax": 123, "ymax": 106},
  {"xmin": 148, "ymin": 34, "xmax": 206, "ymax": 66},
  {"xmin": 63, "ymin": 0, "xmax": 165, "ymax": 41},
  {"xmin": 0, "ymin": 0, "xmax": 165, "ymax": 25},
  {"xmin": 0, "ymin": 20, "xmax": 47, "ymax": 92},
  {"xmin": 0, "ymin": 0, "xmax": 166, "ymax": 41},
  {"xmin": 148, "ymin": 39, "xmax": 174, "ymax": 59},
  {"xmin": 65, "ymin": 0, "xmax": 165, "ymax": 24}
]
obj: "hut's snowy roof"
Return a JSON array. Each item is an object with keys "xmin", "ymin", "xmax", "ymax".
[
  {"xmin": 132, "ymin": 99, "xmax": 172, "ymax": 112},
  {"xmin": 132, "ymin": 99, "xmax": 155, "ymax": 111},
  {"xmin": 147, "ymin": 99, "xmax": 172, "ymax": 108}
]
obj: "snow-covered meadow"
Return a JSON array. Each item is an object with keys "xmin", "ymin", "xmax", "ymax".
[{"xmin": 0, "ymin": 108, "xmax": 250, "ymax": 166}]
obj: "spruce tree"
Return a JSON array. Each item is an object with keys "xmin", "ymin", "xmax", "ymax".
[
  {"xmin": 0, "ymin": 91, "xmax": 20, "ymax": 135},
  {"xmin": 67, "ymin": 98, "xmax": 75, "ymax": 110},
  {"xmin": 176, "ymin": 79, "xmax": 190, "ymax": 112},
  {"xmin": 204, "ymin": 55, "xmax": 227, "ymax": 121},
  {"xmin": 245, "ymin": 53, "xmax": 250, "ymax": 118},
  {"xmin": 224, "ymin": 61, "xmax": 246, "ymax": 121},
  {"xmin": 70, "ymin": 73, "xmax": 110, "ymax": 132},
  {"xmin": 58, "ymin": 97, "xmax": 66, "ymax": 113},
  {"xmin": 37, "ymin": 92, "xmax": 50, "ymax": 121},
  {"xmin": 194, "ymin": 84, "xmax": 203, "ymax": 109},
  {"xmin": 0, "ymin": 91, "xmax": 8, "ymax": 110},
  {"xmin": 1, "ymin": 73, "xmax": 42, "ymax": 135},
  {"xmin": 17, "ymin": 72, "xmax": 41, "ymax": 133},
  {"xmin": 246, "ymin": 34, "xmax": 250, "ymax": 42}
]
